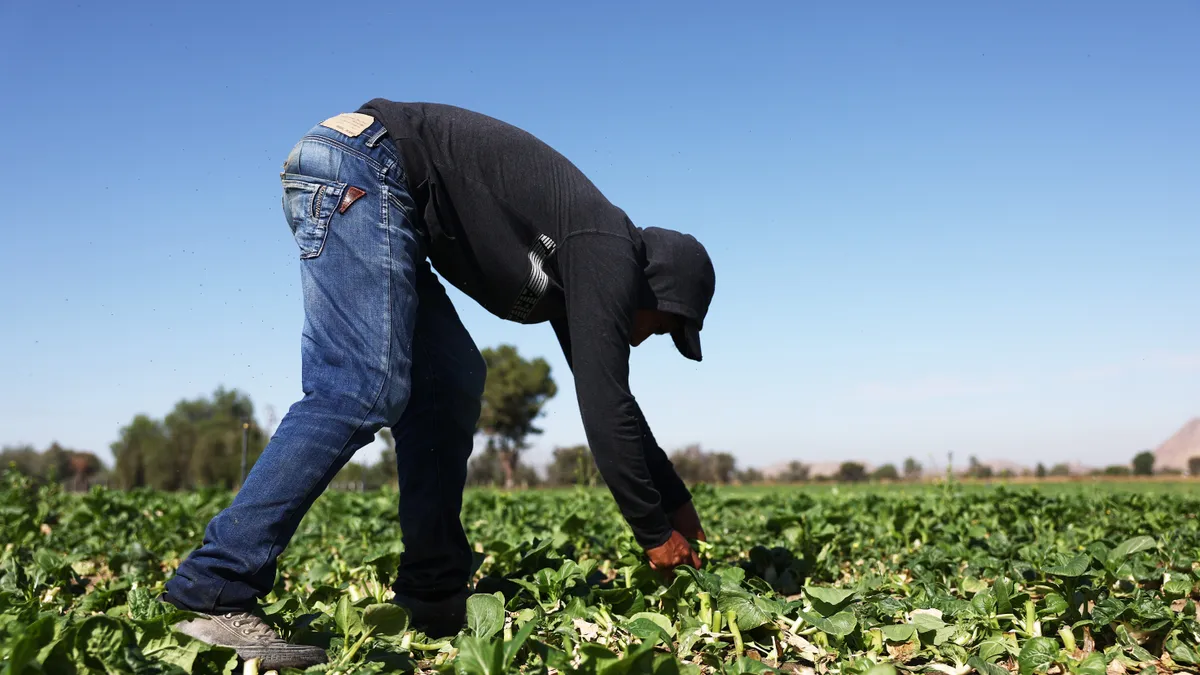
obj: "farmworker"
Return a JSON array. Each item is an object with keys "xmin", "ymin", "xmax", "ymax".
[{"xmin": 160, "ymin": 101, "xmax": 716, "ymax": 669}]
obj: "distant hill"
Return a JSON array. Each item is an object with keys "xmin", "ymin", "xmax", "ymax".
[{"xmin": 1154, "ymin": 417, "xmax": 1200, "ymax": 473}]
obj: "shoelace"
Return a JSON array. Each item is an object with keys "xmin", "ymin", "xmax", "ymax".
[{"xmin": 223, "ymin": 612, "xmax": 282, "ymax": 644}]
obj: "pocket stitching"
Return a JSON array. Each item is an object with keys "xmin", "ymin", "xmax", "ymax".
[{"xmin": 282, "ymin": 176, "xmax": 346, "ymax": 260}]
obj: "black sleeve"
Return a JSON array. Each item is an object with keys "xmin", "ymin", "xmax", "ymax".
[
  {"xmin": 551, "ymin": 232, "xmax": 675, "ymax": 548},
  {"xmin": 551, "ymin": 317, "xmax": 693, "ymax": 517}
]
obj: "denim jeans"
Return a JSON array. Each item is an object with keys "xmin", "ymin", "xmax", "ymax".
[{"xmin": 165, "ymin": 115, "xmax": 484, "ymax": 612}]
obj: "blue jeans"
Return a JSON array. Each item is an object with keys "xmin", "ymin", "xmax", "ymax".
[{"xmin": 165, "ymin": 116, "xmax": 484, "ymax": 612}]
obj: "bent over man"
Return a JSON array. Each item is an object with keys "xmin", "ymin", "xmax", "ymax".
[{"xmin": 163, "ymin": 100, "xmax": 717, "ymax": 669}]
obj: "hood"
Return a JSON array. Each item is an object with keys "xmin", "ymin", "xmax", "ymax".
[{"xmin": 639, "ymin": 227, "xmax": 716, "ymax": 362}]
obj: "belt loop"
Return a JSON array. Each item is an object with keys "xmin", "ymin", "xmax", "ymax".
[{"xmin": 365, "ymin": 126, "xmax": 388, "ymax": 148}]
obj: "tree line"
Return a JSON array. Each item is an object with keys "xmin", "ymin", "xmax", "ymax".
[{"xmin": 3, "ymin": 344, "xmax": 1196, "ymax": 490}]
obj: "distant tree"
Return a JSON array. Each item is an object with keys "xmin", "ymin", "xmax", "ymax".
[
  {"xmin": 903, "ymin": 457, "xmax": 923, "ymax": 481},
  {"xmin": 999, "ymin": 469, "xmax": 1015, "ymax": 479},
  {"xmin": 668, "ymin": 445, "xmax": 738, "ymax": 485},
  {"xmin": 40, "ymin": 443, "xmax": 73, "ymax": 482},
  {"xmin": 735, "ymin": 467, "xmax": 763, "ymax": 484},
  {"xmin": 872, "ymin": 464, "xmax": 899, "ymax": 481},
  {"xmin": 467, "ymin": 439, "xmax": 541, "ymax": 488},
  {"xmin": 546, "ymin": 445, "xmax": 601, "ymax": 487},
  {"xmin": 331, "ymin": 429, "xmax": 400, "ymax": 491},
  {"xmin": 1049, "ymin": 463, "xmax": 1071, "ymax": 477},
  {"xmin": 0, "ymin": 444, "xmax": 42, "ymax": 478},
  {"xmin": 110, "ymin": 387, "xmax": 267, "ymax": 490},
  {"xmin": 477, "ymin": 345, "xmax": 557, "ymax": 489},
  {"xmin": 1160, "ymin": 467, "xmax": 1183, "ymax": 476},
  {"xmin": 111, "ymin": 415, "xmax": 169, "ymax": 489},
  {"xmin": 836, "ymin": 462, "xmax": 868, "ymax": 483},
  {"xmin": 0, "ymin": 443, "xmax": 103, "ymax": 489},
  {"xmin": 375, "ymin": 428, "xmax": 398, "ymax": 487},
  {"xmin": 467, "ymin": 440, "xmax": 503, "ymax": 486},
  {"xmin": 1035, "ymin": 463, "xmax": 1047, "ymax": 478},
  {"xmin": 712, "ymin": 452, "xmax": 737, "ymax": 484},
  {"xmin": 967, "ymin": 456, "xmax": 994, "ymax": 479},
  {"xmin": 66, "ymin": 450, "xmax": 103, "ymax": 491},
  {"xmin": 778, "ymin": 461, "xmax": 810, "ymax": 483},
  {"xmin": 1189, "ymin": 457, "xmax": 1200, "ymax": 478},
  {"xmin": 1103, "ymin": 465, "xmax": 1132, "ymax": 476},
  {"xmin": 1132, "ymin": 451, "xmax": 1155, "ymax": 477}
]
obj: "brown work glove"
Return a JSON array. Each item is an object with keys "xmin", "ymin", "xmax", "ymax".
[{"xmin": 645, "ymin": 530, "xmax": 702, "ymax": 573}]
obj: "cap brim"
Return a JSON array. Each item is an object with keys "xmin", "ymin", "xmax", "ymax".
[{"xmin": 671, "ymin": 321, "xmax": 703, "ymax": 362}]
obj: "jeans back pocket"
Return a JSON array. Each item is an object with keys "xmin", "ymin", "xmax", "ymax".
[{"xmin": 281, "ymin": 174, "xmax": 348, "ymax": 259}]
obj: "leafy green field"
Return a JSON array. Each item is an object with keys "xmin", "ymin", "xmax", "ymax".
[{"xmin": 3, "ymin": 471, "xmax": 1200, "ymax": 674}]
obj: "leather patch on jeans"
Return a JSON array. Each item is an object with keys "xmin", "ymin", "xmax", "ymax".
[
  {"xmin": 320, "ymin": 112, "xmax": 373, "ymax": 137},
  {"xmin": 338, "ymin": 186, "xmax": 367, "ymax": 214}
]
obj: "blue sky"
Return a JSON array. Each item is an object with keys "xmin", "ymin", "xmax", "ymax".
[{"xmin": 1, "ymin": 0, "xmax": 1196, "ymax": 473}]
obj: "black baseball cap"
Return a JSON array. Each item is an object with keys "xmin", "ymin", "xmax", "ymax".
[{"xmin": 640, "ymin": 227, "xmax": 715, "ymax": 362}]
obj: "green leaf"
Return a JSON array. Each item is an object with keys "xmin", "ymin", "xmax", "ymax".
[
  {"xmin": 261, "ymin": 596, "xmax": 299, "ymax": 617},
  {"xmin": 503, "ymin": 619, "xmax": 537, "ymax": 668},
  {"xmin": 334, "ymin": 595, "xmax": 362, "ymax": 639},
  {"xmin": 74, "ymin": 615, "xmax": 134, "ymax": 672},
  {"xmin": 1166, "ymin": 634, "xmax": 1200, "ymax": 665},
  {"xmin": 724, "ymin": 657, "xmax": 776, "ymax": 674},
  {"xmin": 4, "ymin": 615, "xmax": 56, "ymax": 674},
  {"xmin": 1073, "ymin": 652, "xmax": 1107, "ymax": 675},
  {"xmin": 466, "ymin": 592, "xmax": 506, "ymax": 640},
  {"xmin": 362, "ymin": 603, "xmax": 409, "ymax": 635},
  {"xmin": 716, "ymin": 590, "xmax": 772, "ymax": 631},
  {"xmin": 1090, "ymin": 597, "xmax": 1126, "ymax": 626},
  {"xmin": 1162, "ymin": 577, "xmax": 1193, "ymax": 600},
  {"xmin": 627, "ymin": 612, "xmax": 675, "ymax": 637},
  {"xmin": 1042, "ymin": 593, "xmax": 1069, "ymax": 616},
  {"xmin": 979, "ymin": 633, "xmax": 1016, "ymax": 661},
  {"xmin": 1108, "ymin": 536, "xmax": 1156, "ymax": 564},
  {"xmin": 625, "ymin": 618, "xmax": 672, "ymax": 645},
  {"xmin": 994, "ymin": 577, "xmax": 1013, "ymax": 616},
  {"xmin": 968, "ymin": 656, "xmax": 1011, "ymax": 675},
  {"xmin": 141, "ymin": 628, "xmax": 239, "ymax": 675},
  {"xmin": 454, "ymin": 635, "xmax": 505, "ymax": 675},
  {"xmin": 717, "ymin": 566, "xmax": 747, "ymax": 586},
  {"xmin": 962, "ymin": 576, "xmax": 990, "ymax": 594},
  {"xmin": 972, "ymin": 588, "xmax": 998, "ymax": 617},
  {"xmin": 880, "ymin": 624, "xmax": 916, "ymax": 642},
  {"xmin": 798, "ymin": 609, "xmax": 857, "ymax": 637},
  {"xmin": 803, "ymin": 584, "xmax": 857, "ymax": 616},
  {"xmin": 933, "ymin": 625, "xmax": 958, "ymax": 647},
  {"xmin": 1044, "ymin": 554, "xmax": 1091, "ymax": 578},
  {"xmin": 863, "ymin": 665, "xmax": 898, "ymax": 675},
  {"xmin": 1018, "ymin": 636, "xmax": 1060, "ymax": 675},
  {"xmin": 676, "ymin": 628, "xmax": 705, "ymax": 658},
  {"xmin": 911, "ymin": 610, "xmax": 947, "ymax": 633}
]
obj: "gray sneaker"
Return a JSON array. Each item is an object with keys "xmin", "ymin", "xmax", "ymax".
[{"xmin": 172, "ymin": 609, "xmax": 328, "ymax": 670}]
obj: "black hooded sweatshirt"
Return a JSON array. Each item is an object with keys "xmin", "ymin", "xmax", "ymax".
[{"xmin": 356, "ymin": 100, "xmax": 715, "ymax": 548}]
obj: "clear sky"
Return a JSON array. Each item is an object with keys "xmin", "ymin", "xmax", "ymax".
[{"xmin": 1, "ymin": 0, "xmax": 1197, "ymax": 473}]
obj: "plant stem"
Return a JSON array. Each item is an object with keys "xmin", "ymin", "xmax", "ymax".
[
  {"xmin": 1059, "ymin": 625, "xmax": 1076, "ymax": 653},
  {"xmin": 727, "ymin": 611, "xmax": 743, "ymax": 656},
  {"xmin": 339, "ymin": 629, "xmax": 374, "ymax": 666}
]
